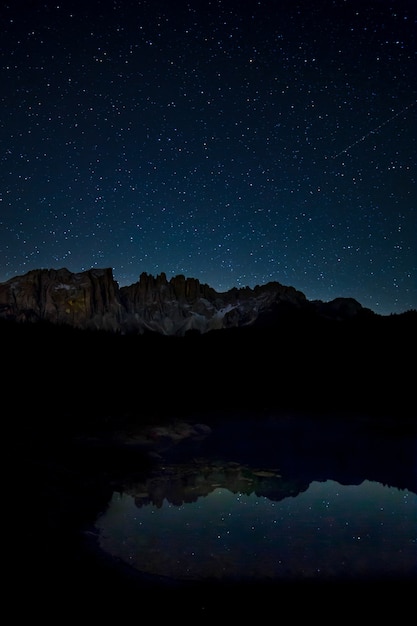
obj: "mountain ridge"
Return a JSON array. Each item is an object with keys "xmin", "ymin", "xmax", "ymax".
[
  {"xmin": 1, "ymin": 265, "xmax": 416, "ymax": 423},
  {"xmin": 0, "ymin": 266, "xmax": 375, "ymax": 335}
]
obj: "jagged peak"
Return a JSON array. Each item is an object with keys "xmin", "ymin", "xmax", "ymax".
[
  {"xmin": 2, "ymin": 267, "xmax": 302, "ymax": 300},
  {"xmin": 4, "ymin": 266, "xmax": 115, "ymax": 283},
  {"xmin": 0, "ymin": 266, "xmax": 384, "ymax": 337}
]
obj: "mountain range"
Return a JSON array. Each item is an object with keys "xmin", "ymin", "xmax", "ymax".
[
  {"xmin": 2, "ymin": 266, "xmax": 415, "ymax": 422},
  {"xmin": 0, "ymin": 266, "xmax": 373, "ymax": 335}
]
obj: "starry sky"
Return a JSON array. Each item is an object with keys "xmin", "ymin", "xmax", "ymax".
[{"xmin": 1, "ymin": 0, "xmax": 416, "ymax": 314}]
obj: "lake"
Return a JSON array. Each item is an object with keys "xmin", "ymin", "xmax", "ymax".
[{"xmin": 93, "ymin": 414, "xmax": 417, "ymax": 585}]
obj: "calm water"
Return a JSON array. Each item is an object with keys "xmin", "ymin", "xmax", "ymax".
[{"xmin": 96, "ymin": 473, "xmax": 416, "ymax": 583}]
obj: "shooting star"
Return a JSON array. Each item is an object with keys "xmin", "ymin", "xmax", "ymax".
[{"xmin": 331, "ymin": 101, "xmax": 416, "ymax": 159}]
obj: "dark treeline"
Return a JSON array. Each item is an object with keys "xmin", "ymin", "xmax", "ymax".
[{"xmin": 3, "ymin": 308, "xmax": 416, "ymax": 438}]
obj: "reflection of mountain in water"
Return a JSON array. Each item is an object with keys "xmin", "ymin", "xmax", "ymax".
[
  {"xmin": 114, "ymin": 415, "xmax": 417, "ymax": 507},
  {"xmin": 125, "ymin": 461, "xmax": 307, "ymax": 509},
  {"xmin": 12, "ymin": 412, "xmax": 416, "ymax": 616}
]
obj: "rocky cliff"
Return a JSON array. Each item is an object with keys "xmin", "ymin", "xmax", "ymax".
[
  {"xmin": 0, "ymin": 267, "xmax": 123, "ymax": 331},
  {"xmin": 0, "ymin": 266, "xmax": 366, "ymax": 335}
]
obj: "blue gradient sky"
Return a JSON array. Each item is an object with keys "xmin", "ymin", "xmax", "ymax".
[{"xmin": 1, "ymin": 0, "xmax": 416, "ymax": 314}]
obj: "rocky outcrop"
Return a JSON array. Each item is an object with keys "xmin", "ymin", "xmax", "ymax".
[
  {"xmin": 0, "ymin": 267, "xmax": 123, "ymax": 331},
  {"xmin": 312, "ymin": 296, "xmax": 365, "ymax": 320},
  {"xmin": 0, "ymin": 266, "xmax": 367, "ymax": 335},
  {"xmin": 119, "ymin": 271, "xmax": 221, "ymax": 334}
]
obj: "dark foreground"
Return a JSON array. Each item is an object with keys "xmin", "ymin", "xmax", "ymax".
[
  {"xmin": 15, "ymin": 541, "xmax": 416, "ymax": 619},
  {"xmin": 5, "ymin": 315, "xmax": 416, "ymax": 619}
]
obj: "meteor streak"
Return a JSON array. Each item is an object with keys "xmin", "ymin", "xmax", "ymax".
[{"xmin": 331, "ymin": 101, "xmax": 416, "ymax": 159}]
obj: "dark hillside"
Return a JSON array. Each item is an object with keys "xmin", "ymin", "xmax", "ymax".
[{"xmin": 3, "ymin": 309, "xmax": 416, "ymax": 440}]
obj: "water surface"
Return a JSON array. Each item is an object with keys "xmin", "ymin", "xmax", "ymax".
[{"xmin": 96, "ymin": 472, "xmax": 416, "ymax": 583}]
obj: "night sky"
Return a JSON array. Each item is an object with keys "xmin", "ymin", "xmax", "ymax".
[{"xmin": 1, "ymin": 0, "xmax": 416, "ymax": 315}]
